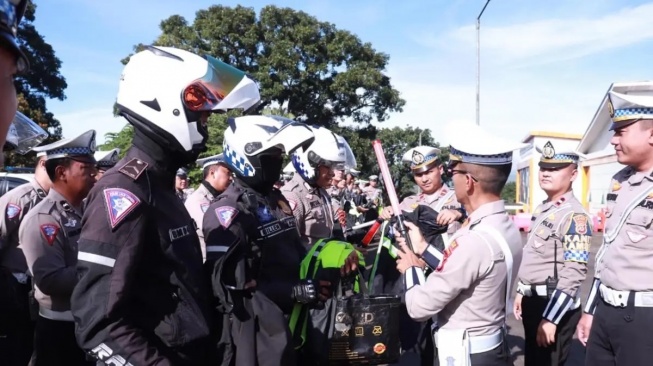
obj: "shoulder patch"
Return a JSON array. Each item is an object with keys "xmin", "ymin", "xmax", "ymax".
[
  {"xmin": 118, "ymin": 158, "xmax": 148, "ymax": 180},
  {"xmin": 6, "ymin": 203, "xmax": 21, "ymax": 219},
  {"xmin": 40, "ymin": 224, "xmax": 60, "ymax": 246},
  {"xmin": 103, "ymin": 188, "xmax": 141, "ymax": 229},
  {"xmin": 215, "ymin": 206, "xmax": 238, "ymax": 228},
  {"xmin": 571, "ymin": 214, "xmax": 589, "ymax": 235},
  {"xmin": 435, "ymin": 240, "xmax": 459, "ymax": 272},
  {"xmin": 200, "ymin": 202, "xmax": 209, "ymax": 213}
]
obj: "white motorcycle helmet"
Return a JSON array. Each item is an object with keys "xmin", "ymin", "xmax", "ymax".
[
  {"xmin": 116, "ymin": 46, "xmax": 261, "ymax": 163},
  {"xmin": 291, "ymin": 126, "xmax": 356, "ymax": 186},
  {"xmin": 223, "ymin": 115, "xmax": 315, "ymax": 191}
]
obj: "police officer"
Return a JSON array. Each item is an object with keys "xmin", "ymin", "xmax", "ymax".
[
  {"xmin": 577, "ymin": 91, "xmax": 653, "ymax": 366},
  {"xmin": 175, "ymin": 167, "xmax": 190, "ymax": 201},
  {"xmin": 203, "ymin": 115, "xmax": 358, "ymax": 365},
  {"xmin": 0, "ymin": 150, "xmax": 50, "ymax": 365},
  {"xmin": 381, "ymin": 146, "xmax": 464, "ymax": 244},
  {"xmin": 71, "ymin": 46, "xmax": 261, "ymax": 365},
  {"xmin": 19, "ymin": 130, "xmax": 97, "ymax": 365},
  {"xmin": 364, "ymin": 175, "xmax": 382, "ymax": 203},
  {"xmin": 184, "ymin": 153, "xmax": 230, "ymax": 261},
  {"xmin": 281, "ymin": 126, "xmax": 353, "ymax": 247},
  {"xmin": 395, "ymin": 122, "xmax": 524, "ymax": 366},
  {"xmin": 379, "ymin": 145, "xmax": 464, "ymax": 366},
  {"xmin": 93, "ymin": 148, "xmax": 120, "ymax": 181},
  {"xmin": 514, "ymin": 141, "xmax": 590, "ymax": 366}
]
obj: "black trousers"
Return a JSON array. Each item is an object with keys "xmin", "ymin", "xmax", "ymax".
[
  {"xmin": 0, "ymin": 273, "xmax": 34, "ymax": 366},
  {"xmin": 31, "ymin": 316, "xmax": 93, "ymax": 366},
  {"xmin": 521, "ymin": 295, "xmax": 581, "ymax": 366},
  {"xmin": 434, "ymin": 342, "xmax": 512, "ymax": 366},
  {"xmin": 585, "ymin": 297, "xmax": 653, "ymax": 366}
]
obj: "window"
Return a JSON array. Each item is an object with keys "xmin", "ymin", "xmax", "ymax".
[{"xmin": 0, "ymin": 177, "xmax": 30, "ymax": 197}]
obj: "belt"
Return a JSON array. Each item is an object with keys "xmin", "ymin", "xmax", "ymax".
[
  {"xmin": 517, "ymin": 281, "xmax": 547, "ymax": 297},
  {"xmin": 599, "ymin": 284, "xmax": 653, "ymax": 308},
  {"xmin": 39, "ymin": 307, "xmax": 74, "ymax": 322},
  {"xmin": 433, "ymin": 329, "xmax": 503, "ymax": 354}
]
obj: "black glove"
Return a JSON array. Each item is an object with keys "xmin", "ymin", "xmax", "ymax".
[{"xmin": 292, "ymin": 279, "xmax": 317, "ymax": 304}]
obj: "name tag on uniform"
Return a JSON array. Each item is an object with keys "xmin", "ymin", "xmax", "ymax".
[
  {"xmin": 169, "ymin": 225, "xmax": 191, "ymax": 241},
  {"xmin": 258, "ymin": 216, "xmax": 296, "ymax": 238}
]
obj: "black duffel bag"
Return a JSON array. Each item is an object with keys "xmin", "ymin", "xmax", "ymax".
[{"xmin": 327, "ymin": 276, "xmax": 401, "ymax": 365}]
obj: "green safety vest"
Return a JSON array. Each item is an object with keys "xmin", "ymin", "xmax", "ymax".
[{"xmin": 288, "ymin": 239, "xmax": 365, "ymax": 349}]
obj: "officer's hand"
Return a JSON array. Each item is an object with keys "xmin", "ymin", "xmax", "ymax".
[
  {"xmin": 576, "ymin": 313, "xmax": 593, "ymax": 346},
  {"xmin": 379, "ymin": 207, "xmax": 394, "ymax": 220},
  {"xmin": 336, "ymin": 208, "xmax": 347, "ymax": 227},
  {"xmin": 513, "ymin": 293, "xmax": 523, "ymax": 320},
  {"xmin": 395, "ymin": 221, "xmax": 428, "ymax": 255},
  {"xmin": 340, "ymin": 251, "xmax": 359, "ymax": 276},
  {"xmin": 292, "ymin": 279, "xmax": 331, "ymax": 304},
  {"xmin": 536, "ymin": 320, "xmax": 556, "ymax": 347},
  {"xmin": 436, "ymin": 209, "xmax": 461, "ymax": 226},
  {"xmin": 395, "ymin": 241, "xmax": 426, "ymax": 274}
]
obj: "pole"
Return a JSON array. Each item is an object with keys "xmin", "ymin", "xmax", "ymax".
[
  {"xmin": 476, "ymin": 0, "xmax": 491, "ymax": 126},
  {"xmin": 419, "ymin": 130, "xmax": 424, "ymax": 146}
]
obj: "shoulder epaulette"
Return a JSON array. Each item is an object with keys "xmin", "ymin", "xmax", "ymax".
[{"xmin": 118, "ymin": 158, "xmax": 148, "ymax": 181}]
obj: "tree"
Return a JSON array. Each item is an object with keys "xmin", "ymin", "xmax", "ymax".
[
  {"xmin": 501, "ymin": 181, "xmax": 516, "ymax": 204},
  {"xmin": 123, "ymin": 5, "xmax": 405, "ymax": 127},
  {"xmin": 5, "ymin": 1, "xmax": 67, "ymax": 168}
]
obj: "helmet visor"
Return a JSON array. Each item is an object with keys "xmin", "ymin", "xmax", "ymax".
[
  {"xmin": 5, "ymin": 112, "xmax": 48, "ymax": 154},
  {"xmin": 182, "ymin": 55, "xmax": 256, "ymax": 112}
]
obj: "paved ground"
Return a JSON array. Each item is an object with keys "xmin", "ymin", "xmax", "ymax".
[{"xmin": 506, "ymin": 232, "xmax": 599, "ymax": 366}]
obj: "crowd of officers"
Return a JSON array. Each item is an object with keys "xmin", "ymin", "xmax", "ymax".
[{"xmin": 2, "ymin": 2, "xmax": 653, "ymax": 366}]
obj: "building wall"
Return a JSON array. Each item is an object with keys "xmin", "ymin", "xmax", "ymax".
[{"xmin": 583, "ymin": 156, "xmax": 623, "ymax": 214}]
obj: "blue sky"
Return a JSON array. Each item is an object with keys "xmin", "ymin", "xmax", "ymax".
[{"xmin": 34, "ymin": 0, "xmax": 653, "ymax": 145}]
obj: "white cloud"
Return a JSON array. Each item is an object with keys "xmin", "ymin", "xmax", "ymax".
[{"xmin": 422, "ymin": 2, "xmax": 653, "ymax": 65}]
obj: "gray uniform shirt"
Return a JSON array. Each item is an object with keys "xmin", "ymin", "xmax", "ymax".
[
  {"xmin": 0, "ymin": 180, "xmax": 47, "ymax": 274},
  {"xmin": 281, "ymin": 174, "xmax": 336, "ymax": 248},
  {"xmin": 19, "ymin": 188, "xmax": 83, "ymax": 312},
  {"xmin": 184, "ymin": 183, "xmax": 217, "ymax": 261},
  {"xmin": 400, "ymin": 184, "xmax": 462, "ymax": 235},
  {"xmin": 596, "ymin": 167, "xmax": 653, "ymax": 291},
  {"xmin": 405, "ymin": 200, "xmax": 523, "ymax": 336},
  {"xmin": 518, "ymin": 191, "xmax": 591, "ymax": 323}
]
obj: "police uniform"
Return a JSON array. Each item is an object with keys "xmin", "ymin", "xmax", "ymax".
[
  {"xmin": 403, "ymin": 126, "xmax": 524, "ymax": 366},
  {"xmin": 176, "ymin": 168, "xmax": 189, "ymax": 202},
  {"xmin": 583, "ymin": 91, "xmax": 653, "ymax": 365},
  {"xmin": 71, "ymin": 146, "xmax": 215, "ymax": 365},
  {"xmin": 0, "ymin": 153, "xmax": 47, "ymax": 366},
  {"xmin": 363, "ymin": 175, "xmax": 382, "ymax": 205},
  {"xmin": 282, "ymin": 173, "xmax": 339, "ymax": 248},
  {"xmin": 184, "ymin": 153, "xmax": 225, "ymax": 261},
  {"xmin": 203, "ymin": 180, "xmax": 305, "ymax": 365},
  {"xmin": 516, "ymin": 143, "xmax": 590, "ymax": 366},
  {"xmin": 18, "ymin": 131, "xmax": 96, "ymax": 366},
  {"xmin": 400, "ymin": 146, "xmax": 464, "ymax": 242}
]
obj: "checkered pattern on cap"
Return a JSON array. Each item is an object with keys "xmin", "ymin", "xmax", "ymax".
[
  {"xmin": 224, "ymin": 143, "xmax": 254, "ymax": 177},
  {"xmin": 0, "ymin": 0, "xmax": 17, "ymax": 36},
  {"xmin": 613, "ymin": 107, "xmax": 653, "ymax": 121},
  {"xmin": 564, "ymin": 250, "xmax": 589, "ymax": 263},
  {"xmin": 449, "ymin": 146, "xmax": 512, "ymax": 165},
  {"xmin": 47, "ymin": 147, "xmax": 93, "ymax": 158},
  {"xmin": 541, "ymin": 153, "xmax": 579, "ymax": 164},
  {"xmin": 201, "ymin": 157, "xmax": 222, "ymax": 169}
]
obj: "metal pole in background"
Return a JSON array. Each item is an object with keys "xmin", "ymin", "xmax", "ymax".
[
  {"xmin": 419, "ymin": 130, "xmax": 424, "ymax": 145},
  {"xmin": 476, "ymin": 0, "xmax": 491, "ymax": 126}
]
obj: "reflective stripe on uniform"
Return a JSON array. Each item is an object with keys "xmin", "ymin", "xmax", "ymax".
[{"xmin": 78, "ymin": 251, "xmax": 115, "ymax": 268}]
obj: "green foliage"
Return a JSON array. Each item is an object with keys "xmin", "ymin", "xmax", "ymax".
[
  {"xmin": 5, "ymin": 2, "xmax": 67, "ymax": 168},
  {"xmin": 122, "ymin": 5, "xmax": 405, "ymax": 128},
  {"xmin": 501, "ymin": 181, "xmax": 517, "ymax": 204}
]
